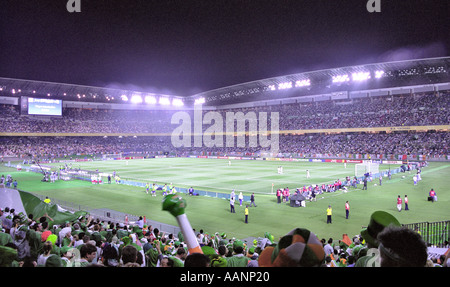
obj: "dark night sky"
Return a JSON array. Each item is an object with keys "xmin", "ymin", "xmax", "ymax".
[{"xmin": 0, "ymin": 0, "xmax": 449, "ymax": 96}]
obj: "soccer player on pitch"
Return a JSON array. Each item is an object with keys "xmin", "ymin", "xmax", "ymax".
[{"xmin": 397, "ymin": 195, "xmax": 402, "ymax": 212}]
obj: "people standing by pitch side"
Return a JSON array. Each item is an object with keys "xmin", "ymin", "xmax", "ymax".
[
  {"xmin": 363, "ymin": 177, "xmax": 368, "ymax": 190},
  {"xmin": 250, "ymin": 193, "xmax": 256, "ymax": 207},
  {"xmin": 244, "ymin": 205, "xmax": 249, "ymax": 224},
  {"xmin": 397, "ymin": 195, "xmax": 402, "ymax": 212},
  {"xmin": 326, "ymin": 205, "xmax": 332, "ymax": 224},
  {"xmin": 230, "ymin": 195, "xmax": 235, "ymax": 213},
  {"xmin": 345, "ymin": 201, "xmax": 350, "ymax": 219}
]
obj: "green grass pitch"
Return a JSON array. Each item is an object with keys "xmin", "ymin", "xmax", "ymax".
[{"xmin": 2, "ymin": 158, "xmax": 449, "ymax": 242}]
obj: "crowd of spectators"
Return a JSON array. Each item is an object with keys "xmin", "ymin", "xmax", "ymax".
[
  {"xmin": 0, "ymin": 131, "xmax": 448, "ymax": 160},
  {"xmin": 0, "ymin": 91, "xmax": 448, "ymax": 159},
  {"xmin": 0, "ymin": 206, "xmax": 448, "ymax": 267},
  {"xmin": 0, "ymin": 91, "xmax": 448, "ymax": 134}
]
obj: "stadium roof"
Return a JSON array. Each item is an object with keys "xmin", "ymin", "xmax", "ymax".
[
  {"xmin": 188, "ymin": 57, "xmax": 450, "ymax": 106},
  {"xmin": 0, "ymin": 57, "xmax": 449, "ymax": 107}
]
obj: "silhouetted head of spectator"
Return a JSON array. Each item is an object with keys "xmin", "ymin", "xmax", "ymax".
[{"xmin": 377, "ymin": 226, "xmax": 428, "ymax": 267}]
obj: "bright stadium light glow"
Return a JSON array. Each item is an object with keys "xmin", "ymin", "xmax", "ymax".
[
  {"xmin": 159, "ymin": 97, "xmax": 171, "ymax": 105},
  {"xmin": 332, "ymin": 74, "xmax": 350, "ymax": 83},
  {"xmin": 145, "ymin": 95, "xmax": 157, "ymax": 104},
  {"xmin": 121, "ymin": 94, "xmax": 128, "ymax": 102},
  {"xmin": 375, "ymin": 70, "xmax": 385, "ymax": 78},
  {"xmin": 278, "ymin": 81, "xmax": 293, "ymax": 90},
  {"xmin": 352, "ymin": 72, "xmax": 371, "ymax": 81},
  {"xmin": 130, "ymin": 95, "xmax": 143, "ymax": 104},
  {"xmin": 194, "ymin": 97, "xmax": 205, "ymax": 105},
  {"xmin": 267, "ymin": 84, "xmax": 276, "ymax": 91},
  {"xmin": 295, "ymin": 79, "xmax": 311, "ymax": 87},
  {"xmin": 172, "ymin": 98, "xmax": 184, "ymax": 106}
]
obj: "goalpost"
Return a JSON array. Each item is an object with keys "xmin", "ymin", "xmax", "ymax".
[
  {"xmin": 102, "ymin": 153, "xmax": 122, "ymax": 160},
  {"xmin": 355, "ymin": 161, "xmax": 380, "ymax": 177}
]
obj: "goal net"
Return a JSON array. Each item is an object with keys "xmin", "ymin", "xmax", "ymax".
[
  {"xmin": 355, "ymin": 162, "xmax": 380, "ymax": 177},
  {"xmin": 102, "ymin": 153, "xmax": 122, "ymax": 160}
]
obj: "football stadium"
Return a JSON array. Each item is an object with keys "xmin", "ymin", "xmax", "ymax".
[{"xmin": 0, "ymin": 1, "xmax": 449, "ymax": 270}]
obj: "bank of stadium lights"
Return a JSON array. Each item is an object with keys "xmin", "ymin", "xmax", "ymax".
[
  {"xmin": 145, "ymin": 95, "xmax": 157, "ymax": 104},
  {"xmin": 332, "ymin": 74, "xmax": 350, "ymax": 83},
  {"xmin": 352, "ymin": 71, "xmax": 371, "ymax": 82},
  {"xmin": 375, "ymin": 70, "xmax": 385, "ymax": 79},
  {"xmin": 424, "ymin": 66, "xmax": 446, "ymax": 74},
  {"xmin": 12, "ymin": 88, "xmax": 23, "ymax": 94},
  {"xmin": 278, "ymin": 81, "xmax": 293, "ymax": 90},
  {"xmin": 267, "ymin": 79, "xmax": 311, "ymax": 92},
  {"xmin": 295, "ymin": 79, "xmax": 311, "ymax": 87},
  {"xmin": 130, "ymin": 94, "xmax": 143, "ymax": 104},
  {"xmin": 122, "ymin": 94, "xmax": 181, "ymax": 106},
  {"xmin": 332, "ymin": 72, "xmax": 374, "ymax": 83},
  {"xmin": 172, "ymin": 98, "xmax": 184, "ymax": 106},
  {"xmin": 194, "ymin": 97, "xmax": 205, "ymax": 105},
  {"xmin": 159, "ymin": 97, "xmax": 171, "ymax": 105},
  {"xmin": 267, "ymin": 85, "xmax": 276, "ymax": 91}
]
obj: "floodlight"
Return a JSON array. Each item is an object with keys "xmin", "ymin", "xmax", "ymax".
[
  {"xmin": 194, "ymin": 97, "xmax": 205, "ymax": 105},
  {"xmin": 375, "ymin": 70, "xmax": 385, "ymax": 78},
  {"xmin": 130, "ymin": 95, "xmax": 143, "ymax": 104},
  {"xmin": 295, "ymin": 79, "xmax": 311, "ymax": 87},
  {"xmin": 267, "ymin": 85, "xmax": 276, "ymax": 91},
  {"xmin": 172, "ymin": 98, "xmax": 184, "ymax": 106},
  {"xmin": 352, "ymin": 72, "xmax": 370, "ymax": 81},
  {"xmin": 159, "ymin": 97, "xmax": 171, "ymax": 105},
  {"xmin": 278, "ymin": 81, "xmax": 293, "ymax": 90},
  {"xmin": 332, "ymin": 75, "xmax": 350, "ymax": 83},
  {"xmin": 145, "ymin": 95, "xmax": 157, "ymax": 104},
  {"xmin": 121, "ymin": 95, "xmax": 128, "ymax": 102}
]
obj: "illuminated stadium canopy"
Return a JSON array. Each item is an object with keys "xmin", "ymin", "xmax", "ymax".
[
  {"xmin": 0, "ymin": 57, "xmax": 449, "ymax": 108},
  {"xmin": 189, "ymin": 57, "xmax": 450, "ymax": 107}
]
